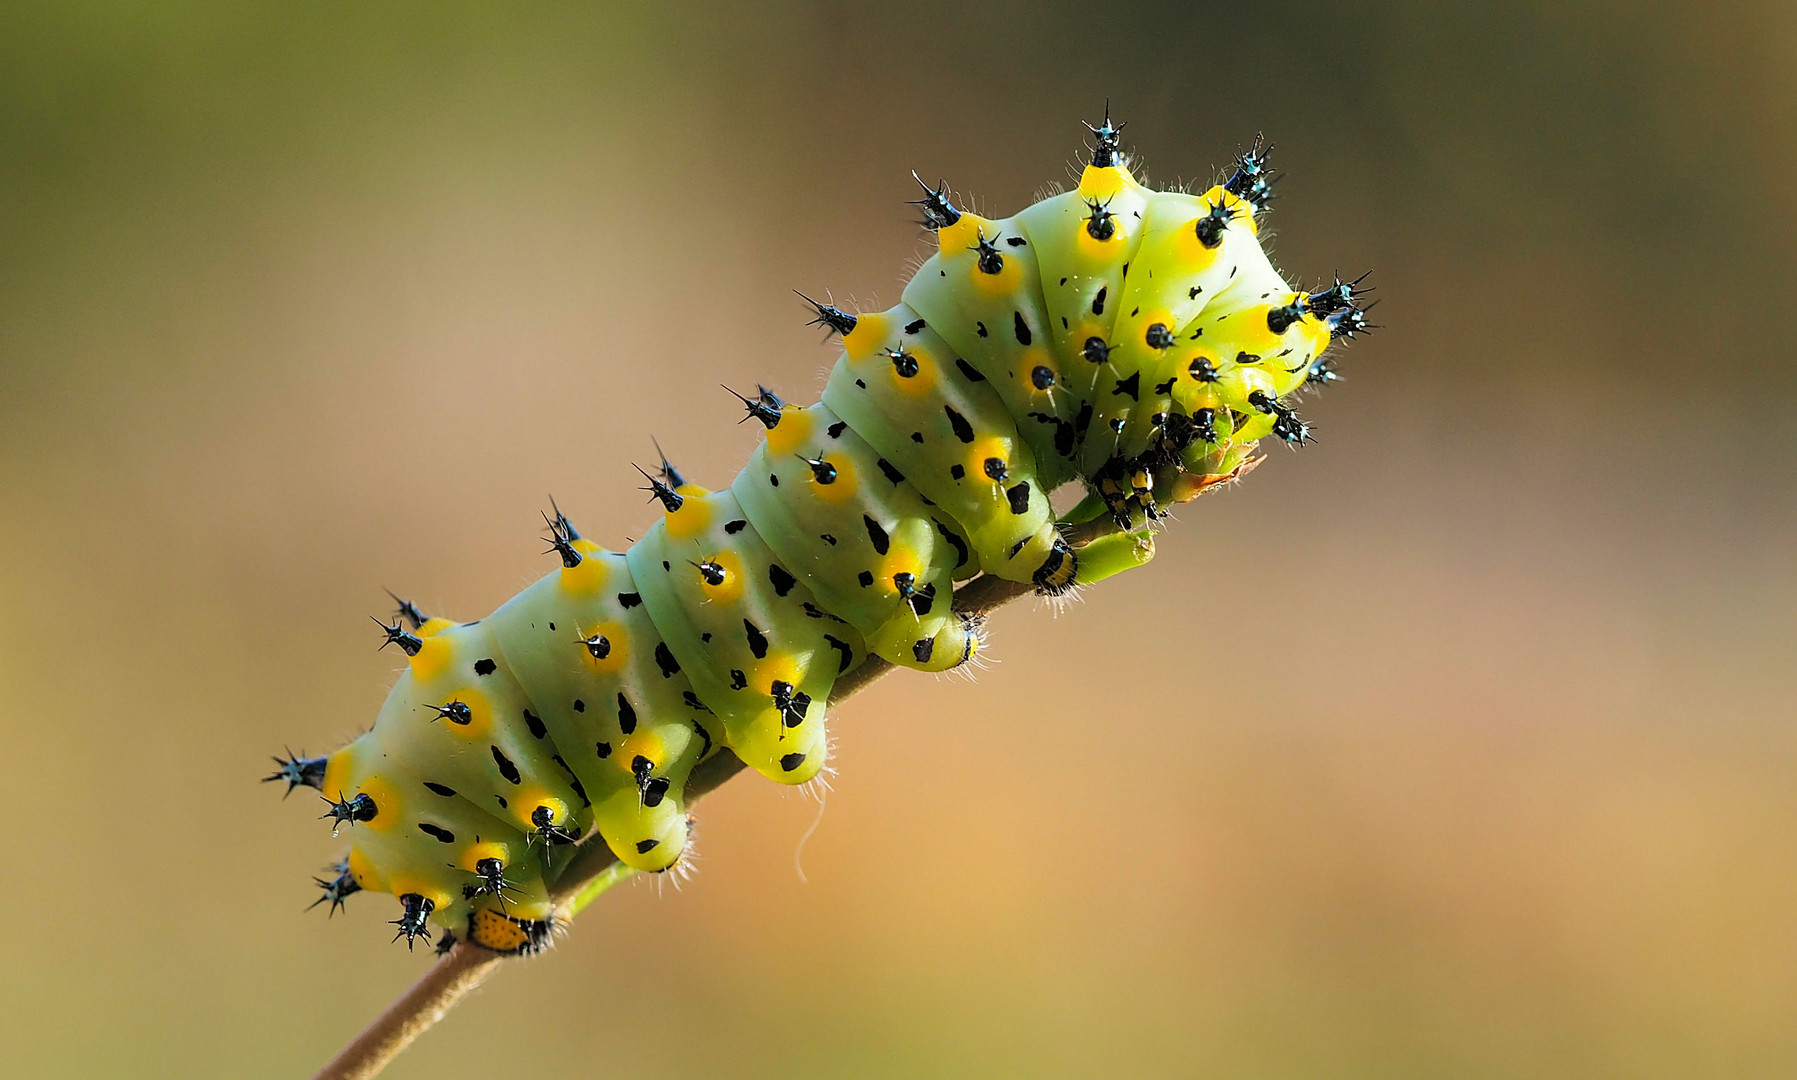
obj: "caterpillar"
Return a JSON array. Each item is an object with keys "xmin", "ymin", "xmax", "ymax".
[{"xmin": 266, "ymin": 112, "xmax": 1373, "ymax": 956}]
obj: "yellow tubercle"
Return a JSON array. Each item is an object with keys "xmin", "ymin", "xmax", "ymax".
[
  {"xmin": 408, "ymin": 633, "xmax": 454, "ymax": 682},
  {"xmin": 1225, "ymin": 307, "xmax": 1286, "ymax": 359},
  {"xmin": 664, "ymin": 489, "xmax": 714, "ymax": 540},
  {"xmin": 618, "ymin": 731, "xmax": 668, "ymax": 772},
  {"xmin": 1218, "ymin": 366, "xmax": 1279, "ymax": 413},
  {"xmin": 888, "ymin": 346, "xmax": 939, "ymax": 397},
  {"xmin": 876, "ymin": 546, "xmax": 923, "ymax": 597},
  {"xmin": 966, "ymin": 435, "xmax": 1013, "ymax": 488},
  {"xmin": 807, "ymin": 452, "xmax": 858, "ymax": 504},
  {"xmin": 1167, "ymin": 220, "xmax": 1227, "ymax": 271},
  {"xmin": 431, "ymin": 685, "xmax": 494, "ymax": 740},
  {"xmin": 577, "ymin": 620, "xmax": 629, "ymax": 675},
  {"xmin": 1076, "ymin": 164, "xmax": 1134, "ymax": 202},
  {"xmin": 458, "ymin": 840, "xmax": 511, "ymax": 874},
  {"xmin": 936, "ymin": 214, "xmax": 989, "ymax": 255},
  {"xmin": 322, "ymin": 748, "xmax": 354, "ymax": 801},
  {"xmin": 1193, "ymin": 185, "xmax": 1258, "ymax": 237},
  {"xmin": 558, "ymin": 539, "xmax": 608, "ymax": 593},
  {"xmin": 969, "ymin": 247, "xmax": 1023, "ymax": 297},
  {"xmin": 1065, "ymin": 317, "xmax": 1109, "ymax": 355},
  {"xmin": 383, "ymin": 873, "xmax": 451, "ymax": 909},
  {"xmin": 697, "ymin": 550, "xmax": 746, "ymax": 605},
  {"xmin": 843, "ymin": 311, "xmax": 890, "ymax": 362},
  {"xmin": 1014, "ymin": 347, "xmax": 1056, "ymax": 398},
  {"xmin": 1171, "ymin": 362, "xmax": 1223, "ymax": 415},
  {"xmin": 347, "ymin": 845, "xmax": 384, "ymax": 892},
  {"xmin": 765, "ymin": 406, "xmax": 813, "ymax": 457},
  {"xmin": 415, "ymin": 618, "xmax": 456, "ymax": 639},
  {"xmin": 750, "ymin": 653, "xmax": 804, "ymax": 698},
  {"xmin": 357, "ymin": 774, "xmax": 402, "ymax": 832},
  {"xmin": 1075, "ymin": 218, "xmax": 1130, "ymax": 262},
  {"xmin": 510, "ymin": 788, "xmax": 569, "ymax": 833},
  {"xmin": 1120, "ymin": 307, "xmax": 1176, "ymax": 352}
]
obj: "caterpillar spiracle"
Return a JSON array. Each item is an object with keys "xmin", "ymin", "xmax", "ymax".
[{"xmin": 266, "ymin": 113, "xmax": 1373, "ymax": 955}]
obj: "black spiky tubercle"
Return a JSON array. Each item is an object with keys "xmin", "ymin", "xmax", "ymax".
[
  {"xmin": 542, "ymin": 504, "xmax": 584, "ymax": 568},
  {"xmin": 1223, "ymin": 135, "xmax": 1276, "ymax": 212},
  {"xmin": 371, "ymin": 615, "xmax": 422, "ymax": 657},
  {"xmin": 909, "ymin": 173, "xmax": 961, "ymax": 230},
  {"xmin": 321, "ymin": 792, "xmax": 378, "ymax": 834},
  {"xmin": 651, "ymin": 437, "xmax": 687, "ymax": 490},
  {"xmin": 1329, "ymin": 301, "xmax": 1379, "ymax": 340},
  {"xmin": 796, "ymin": 291, "xmax": 858, "ymax": 337},
  {"xmin": 463, "ymin": 857, "xmax": 513, "ymax": 912},
  {"xmin": 1307, "ymin": 271, "xmax": 1373, "ymax": 318},
  {"xmin": 384, "ymin": 588, "xmax": 429, "ymax": 630},
  {"xmin": 727, "ymin": 383, "xmax": 786, "ymax": 430},
  {"xmin": 1305, "ymin": 358, "xmax": 1341, "ymax": 387},
  {"xmin": 391, "ymin": 894, "xmax": 435, "ymax": 949},
  {"xmin": 263, "ymin": 751, "xmax": 328, "ymax": 797},
  {"xmin": 528, "ymin": 804, "xmax": 581, "ymax": 846},
  {"xmin": 634, "ymin": 464, "xmax": 685, "ymax": 512},
  {"xmin": 1084, "ymin": 103, "xmax": 1127, "ymax": 168},
  {"xmin": 308, "ymin": 860, "xmax": 362, "ymax": 916}
]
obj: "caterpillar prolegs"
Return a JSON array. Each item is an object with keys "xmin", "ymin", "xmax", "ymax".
[{"xmin": 266, "ymin": 113, "xmax": 1373, "ymax": 954}]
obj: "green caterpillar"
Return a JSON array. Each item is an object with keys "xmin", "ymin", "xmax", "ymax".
[{"xmin": 266, "ymin": 113, "xmax": 1372, "ymax": 955}]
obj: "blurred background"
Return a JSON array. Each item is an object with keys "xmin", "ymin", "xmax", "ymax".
[{"xmin": 3, "ymin": 2, "xmax": 1794, "ymax": 1077}]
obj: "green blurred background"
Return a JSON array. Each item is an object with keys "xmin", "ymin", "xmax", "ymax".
[{"xmin": 3, "ymin": 2, "xmax": 1794, "ymax": 1077}]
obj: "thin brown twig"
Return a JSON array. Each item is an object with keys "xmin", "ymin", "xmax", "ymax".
[{"xmin": 310, "ymin": 517, "xmax": 1129, "ymax": 1080}]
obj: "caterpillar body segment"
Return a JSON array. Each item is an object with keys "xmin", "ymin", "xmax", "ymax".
[
  {"xmin": 1008, "ymin": 163, "xmax": 1157, "ymax": 479},
  {"xmin": 900, "ymin": 211, "xmax": 1074, "ymax": 495},
  {"xmin": 272, "ymin": 116, "xmax": 1372, "ymax": 953},
  {"xmin": 821, "ymin": 309, "xmax": 1062, "ymax": 591},
  {"xmin": 480, "ymin": 554, "xmax": 714, "ymax": 872},
  {"xmin": 626, "ymin": 485, "xmax": 848, "ymax": 786},
  {"xmin": 731, "ymin": 402, "xmax": 972, "ymax": 674}
]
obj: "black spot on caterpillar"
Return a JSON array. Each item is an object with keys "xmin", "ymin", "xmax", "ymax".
[
  {"xmin": 823, "ymin": 634, "xmax": 855, "ymax": 673},
  {"xmin": 863, "ymin": 515, "xmax": 890, "ymax": 555},
  {"xmin": 742, "ymin": 619, "xmax": 769, "ymax": 659},
  {"xmin": 943, "ymin": 406, "xmax": 975, "ymax": 443}
]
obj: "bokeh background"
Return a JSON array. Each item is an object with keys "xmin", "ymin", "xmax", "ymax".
[{"xmin": 3, "ymin": 2, "xmax": 1794, "ymax": 1077}]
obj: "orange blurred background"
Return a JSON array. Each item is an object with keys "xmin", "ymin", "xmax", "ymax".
[{"xmin": 3, "ymin": 3, "xmax": 1794, "ymax": 1077}]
